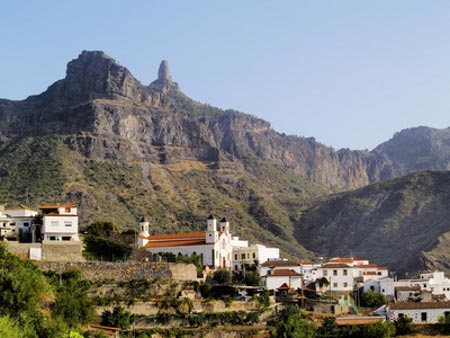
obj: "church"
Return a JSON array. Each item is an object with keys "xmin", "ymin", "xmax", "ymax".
[{"xmin": 138, "ymin": 215, "xmax": 233, "ymax": 270}]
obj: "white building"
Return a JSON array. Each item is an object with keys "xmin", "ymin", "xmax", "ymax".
[
  {"xmin": 316, "ymin": 257, "xmax": 389, "ymax": 293},
  {"xmin": 139, "ymin": 215, "xmax": 233, "ymax": 270},
  {"xmin": 0, "ymin": 204, "xmax": 14, "ymax": 239},
  {"xmin": 388, "ymin": 302, "xmax": 450, "ymax": 323},
  {"xmin": 317, "ymin": 263, "xmax": 355, "ymax": 292},
  {"xmin": 40, "ymin": 204, "xmax": 79, "ymax": 241},
  {"xmin": 5, "ymin": 204, "xmax": 38, "ymax": 241},
  {"xmin": 264, "ymin": 269, "xmax": 302, "ymax": 290},
  {"xmin": 232, "ymin": 243, "xmax": 279, "ymax": 271}
]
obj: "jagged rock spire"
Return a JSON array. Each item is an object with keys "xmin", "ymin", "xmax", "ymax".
[
  {"xmin": 151, "ymin": 59, "xmax": 179, "ymax": 92},
  {"xmin": 158, "ymin": 60, "xmax": 172, "ymax": 82}
]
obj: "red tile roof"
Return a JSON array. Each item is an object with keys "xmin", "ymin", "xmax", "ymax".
[
  {"xmin": 355, "ymin": 264, "xmax": 378, "ymax": 268},
  {"xmin": 148, "ymin": 232, "xmax": 206, "ymax": 240},
  {"xmin": 335, "ymin": 317, "xmax": 385, "ymax": 326},
  {"xmin": 390, "ymin": 301, "xmax": 450, "ymax": 310},
  {"xmin": 363, "ymin": 271, "xmax": 377, "ymax": 275},
  {"xmin": 267, "ymin": 269, "xmax": 301, "ymax": 277},
  {"xmin": 261, "ymin": 260, "xmax": 300, "ymax": 267},
  {"xmin": 320, "ymin": 263, "xmax": 351, "ymax": 269},
  {"xmin": 40, "ymin": 204, "xmax": 77, "ymax": 209},
  {"xmin": 145, "ymin": 239, "xmax": 207, "ymax": 248}
]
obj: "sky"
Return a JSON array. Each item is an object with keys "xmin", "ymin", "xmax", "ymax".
[{"xmin": 2, "ymin": 1, "xmax": 450, "ymax": 150}]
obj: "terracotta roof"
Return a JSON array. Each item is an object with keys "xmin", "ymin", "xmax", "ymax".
[
  {"xmin": 43, "ymin": 213, "xmax": 78, "ymax": 217},
  {"xmin": 335, "ymin": 317, "xmax": 385, "ymax": 326},
  {"xmin": 320, "ymin": 263, "xmax": 351, "ymax": 269},
  {"xmin": 261, "ymin": 259, "xmax": 300, "ymax": 267},
  {"xmin": 377, "ymin": 267, "xmax": 388, "ymax": 270},
  {"xmin": 40, "ymin": 204, "xmax": 77, "ymax": 209},
  {"xmin": 390, "ymin": 301, "xmax": 450, "ymax": 310},
  {"xmin": 355, "ymin": 264, "xmax": 378, "ymax": 268},
  {"xmin": 148, "ymin": 232, "xmax": 206, "ymax": 240},
  {"xmin": 395, "ymin": 286, "xmax": 421, "ymax": 291},
  {"xmin": 363, "ymin": 271, "xmax": 377, "ymax": 275},
  {"xmin": 267, "ymin": 269, "xmax": 301, "ymax": 277},
  {"xmin": 145, "ymin": 239, "xmax": 207, "ymax": 248},
  {"xmin": 326, "ymin": 257, "xmax": 365, "ymax": 263},
  {"xmin": 277, "ymin": 283, "xmax": 292, "ymax": 290}
]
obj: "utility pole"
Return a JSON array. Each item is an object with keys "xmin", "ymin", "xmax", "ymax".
[{"xmin": 300, "ymin": 264, "xmax": 305, "ymax": 309}]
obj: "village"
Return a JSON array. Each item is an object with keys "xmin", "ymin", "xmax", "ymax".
[{"xmin": 2, "ymin": 202, "xmax": 450, "ymax": 336}]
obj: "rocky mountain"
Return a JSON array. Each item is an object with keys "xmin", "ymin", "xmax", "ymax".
[
  {"xmin": 2, "ymin": 50, "xmax": 450, "ymax": 271},
  {"xmin": 295, "ymin": 170, "xmax": 450, "ymax": 275}
]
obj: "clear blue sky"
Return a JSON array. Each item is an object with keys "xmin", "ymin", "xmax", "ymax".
[{"xmin": 2, "ymin": 1, "xmax": 450, "ymax": 150}]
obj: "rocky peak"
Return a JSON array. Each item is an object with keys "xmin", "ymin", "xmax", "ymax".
[
  {"xmin": 60, "ymin": 50, "xmax": 142, "ymax": 101},
  {"xmin": 151, "ymin": 59, "xmax": 179, "ymax": 92},
  {"xmin": 158, "ymin": 60, "xmax": 172, "ymax": 82}
]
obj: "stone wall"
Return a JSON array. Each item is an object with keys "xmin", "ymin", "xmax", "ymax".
[
  {"xmin": 5, "ymin": 241, "xmax": 83, "ymax": 262},
  {"xmin": 34, "ymin": 261, "xmax": 198, "ymax": 282},
  {"xmin": 42, "ymin": 240, "xmax": 83, "ymax": 261},
  {"xmin": 5, "ymin": 242, "xmax": 41, "ymax": 259}
]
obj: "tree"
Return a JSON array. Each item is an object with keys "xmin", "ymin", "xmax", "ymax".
[
  {"xmin": 395, "ymin": 315, "xmax": 413, "ymax": 335},
  {"xmin": 101, "ymin": 306, "xmax": 131, "ymax": 329},
  {"xmin": 0, "ymin": 316, "xmax": 24, "ymax": 338},
  {"xmin": 49, "ymin": 269, "xmax": 94, "ymax": 328},
  {"xmin": 439, "ymin": 312, "xmax": 450, "ymax": 334},
  {"xmin": 213, "ymin": 269, "xmax": 232, "ymax": 284},
  {"xmin": 360, "ymin": 289, "xmax": 387, "ymax": 308},
  {"xmin": 273, "ymin": 313, "xmax": 316, "ymax": 338},
  {"xmin": 85, "ymin": 221, "xmax": 117, "ymax": 237}
]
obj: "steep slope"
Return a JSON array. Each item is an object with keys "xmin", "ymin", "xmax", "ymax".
[{"xmin": 295, "ymin": 170, "xmax": 450, "ymax": 275}]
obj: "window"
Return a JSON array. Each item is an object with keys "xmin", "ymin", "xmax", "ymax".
[
  {"xmin": 333, "ymin": 270, "xmax": 338, "ymax": 276},
  {"xmin": 333, "ymin": 283, "xmax": 338, "ymax": 288},
  {"xmin": 65, "ymin": 207, "xmax": 71, "ymax": 213},
  {"xmin": 235, "ymin": 265, "xmax": 238, "ymax": 271},
  {"xmin": 51, "ymin": 221, "xmax": 58, "ymax": 227},
  {"xmin": 64, "ymin": 222, "xmax": 72, "ymax": 227},
  {"xmin": 323, "ymin": 270, "xmax": 328, "ymax": 277},
  {"xmin": 234, "ymin": 254, "xmax": 238, "ymax": 260},
  {"xmin": 48, "ymin": 236, "xmax": 56, "ymax": 240},
  {"xmin": 378, "ymin": 272, "xmax": 382, "ymax": 275},
  {"xmin": 343, "ymin": 282, "xmax": 348, "ymax": 288},
  {"xmin": 62, "ymin": 236, "xmax": 71, "ymax": 241},
  {"xmin": 421, "ymin": 312, "xmax": 427, "ymax": 322},
  {"xmin": 24, "ymin": 222, "xmax": 29, "ymax": 227},
  {"xmin": 252, "ymin": 253, "xmax": 256, "ymax": 259},
  {"xmin": 370, "ymin": 286, "xmax": 375, "ymax": 291},
  {"xmin": 241, "ymin": 254, "xmax": 246, "ymax": 260},
  {"xmin": 423, "ymin": 284, "xmax": 427, "ymax": 288},
  {"xmin": 398, "ymin": 313, "xmax": 404, "ymax": 318},
  {"xmin": 343, "ymin": 269, "xmax": 347, "ymax": 276}
]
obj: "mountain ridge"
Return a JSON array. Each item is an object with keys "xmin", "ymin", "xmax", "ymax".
[{"xmin": 2, "ymin": 50, "xmax": 450, "ymax": 273}]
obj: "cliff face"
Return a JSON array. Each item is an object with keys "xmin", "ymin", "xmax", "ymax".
[{"xmin": 3, "ymin": 51, "xmax": 450, "ymax": 191}]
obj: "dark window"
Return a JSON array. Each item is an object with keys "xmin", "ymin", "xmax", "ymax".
[
  {"xmin": 421, "ymin": 312, "xmax": 427, "ymax": 322},
  {"xmin": 333, "ymin": 270, "xmax": 338, "ymax": 276},
  {"xmin": 24, "ymin": 222, "xmax": 29, "ymax": 227},
  {"xmin": 62, "ymin": 236, "xmax": 71, "ymax": 241}
]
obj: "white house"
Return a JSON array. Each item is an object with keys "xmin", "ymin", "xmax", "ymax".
[
  {"xmin": 388, "ymin": 302, "xmax": 450, "ymax": 323},
  {"xmin": 139, "ymin": 215, "xmax": 233, "ymax": 270},
  {"xmin": 317, "ymin": 263, "xmax": 355, "ymax": 292},
  {"xmin": 232, "ymin": 243, "xmax": 279, "ymax": 271},
  {"xmin": 0, "ymin": 204, "xmax": 14, "ymax": 240},
  {"xmin": 40, "ymin": 204, "xmax": 79, "ymax": 241},
  {"xmin": 5, "ymin": 204, "xmax": 38, "ymax": 241},
  {"xmin": 263, "ymin": 269, "xmax": 302, "ymax": 290}
]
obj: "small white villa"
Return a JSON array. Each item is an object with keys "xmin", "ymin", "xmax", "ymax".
[{"xmin": 40, "ymin": 204, "xmax": 79, "ymax": 241}]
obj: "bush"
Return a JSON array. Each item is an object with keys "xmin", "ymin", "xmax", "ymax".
[
  {"xmin": 395, "ymin": 315, "xmax": 413, "ymax": 335},
  {"xmin": 360, "ymin": 289, "xmax": 387, "ymax": 308}
]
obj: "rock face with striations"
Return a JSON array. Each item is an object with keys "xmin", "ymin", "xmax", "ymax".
[{"xmin": 2, "ymin": 51, "xmax": 450, "ymax": 190}]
